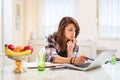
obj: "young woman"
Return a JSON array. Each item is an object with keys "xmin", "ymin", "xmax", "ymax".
[{"xmin": 45, "ymin": 16, "xmax": 88, "ymax": 65}]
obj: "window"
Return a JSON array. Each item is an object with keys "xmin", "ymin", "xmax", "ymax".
[
  {"xmin": 98, "ymin": 0, "xmax": 120, "ymax": 38},
  {"xmin": 0, "ymin": 0, "xmax": 13, "ymax": 55},
  {"xmin": 38, "ymin": 0, "xmax": 77, "ymax": 38},
  {"xmin": 0, "ymin": 0, "xmax": 3, "ymax": 55}
]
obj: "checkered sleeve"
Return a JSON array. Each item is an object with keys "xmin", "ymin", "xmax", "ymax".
[
  {"xmin": 45, "ymin": 36, "xmax": 58, "ymax": 62},
  {"xmin": 73, "ymin": 45, "xmax": 79, "ymax": 58}
]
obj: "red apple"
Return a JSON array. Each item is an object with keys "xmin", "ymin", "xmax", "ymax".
[
  {"xmin": 23, "ymin": 45, "xmax": 33, "ymax": 54},
  {"xmin": 8, "ymin": 44, "xmax": 15, "ymax": 50}
]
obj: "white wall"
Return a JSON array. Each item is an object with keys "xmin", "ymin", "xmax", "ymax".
[
  {"xmin": 12, "ymin": 0, "xmax": 26, "ymax": 46},
  {"xmin": 25, "ymin": 0, "xmax": 39, "ymax": 44},
  {"xmin": 76, "ymin": 0, "xmax": 97, "ymax": 40}
]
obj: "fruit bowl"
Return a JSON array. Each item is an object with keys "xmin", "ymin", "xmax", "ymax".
[
  {"xmin": 7, "ymin": 56, "xmax": 28, "ymax": 61},
  {"xmin": 7, "ymin": 56, "xmax": 28, "ymax": 73},
  {"xmin": 4, "ymin": 44, "xmax": 33, "ymax": 73}
]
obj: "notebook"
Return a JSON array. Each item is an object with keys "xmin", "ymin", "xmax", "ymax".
[{"xmin": 63, "ymin": 50, "xmax": 117, "ymax": 71}]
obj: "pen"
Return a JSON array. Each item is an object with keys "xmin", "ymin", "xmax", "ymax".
[{"xmin": 86, "ymin": 58, "xmax": 94, "ymax": 61}]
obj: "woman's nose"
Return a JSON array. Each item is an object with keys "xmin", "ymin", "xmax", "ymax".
[{"xmin": 72, "ymin": 31, "xmax": 76, "ymax": 35}]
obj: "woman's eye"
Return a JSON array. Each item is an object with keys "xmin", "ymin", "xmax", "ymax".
[
  {"xmin": 68, "ymin": 29, "xmax": 76, "ymax": 32},
  {"xmin": 69, "ymin": 29, "xmax": 72, "ymax": 31}
]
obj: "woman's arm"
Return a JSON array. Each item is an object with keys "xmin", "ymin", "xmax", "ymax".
[
  {"xmin": 45, "ymin": 47, "xmax": 71, "ymax": 64},
  {"xmin": 53, "ymin": 55, "xmax": 71, "ymax": 64},
  {"xmin": 53, "ymin": 55, "xmax": 87, "ymax": 64},
  {"xmin": 46, "ymin": 46, "xmax": 87, "ymax": 64}
]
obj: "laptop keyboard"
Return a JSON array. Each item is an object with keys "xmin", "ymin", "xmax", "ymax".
[{"xmin": 75, "ymin": 63, "xmax": 91, "ymax": 68}]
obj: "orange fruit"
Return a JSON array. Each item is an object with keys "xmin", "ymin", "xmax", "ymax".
[
  {"xmin": 13, "ymin": 48, "xmax": 20, "ymax": 52},
  {"xmin": 16, "ymin": 46, "xmax": 24, "ymax": 51}
]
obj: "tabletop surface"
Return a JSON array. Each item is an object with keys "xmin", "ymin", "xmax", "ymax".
[{"xmin": 0, "ymin": 62, "xmax": 120, "ymax": 80}]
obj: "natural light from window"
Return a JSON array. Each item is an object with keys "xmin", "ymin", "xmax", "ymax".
[
  {"xmin": 38, "ymin": 0, "xmax": 77, "ymax": 38},
  {"xmin": 98, "ymin": 0, "xmax": 120, "ymax": 38},
  {"xmin": 0, "ymin": 0, "xmax": 2, "ymax": 54}
]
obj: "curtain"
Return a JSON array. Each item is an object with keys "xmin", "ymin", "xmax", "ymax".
[
  {"xmin": 0, "ymin": 0, "xmax": 13, "ymax": 55},
  {"xmin": 0, "ymin": 0, "xmax": 2, "ymax": 54},
  {"xmin": 38, "ymin": 0, "xmax": 76, "ymax": 38},
  {"xmin": 98, "ymin": 0, "xmax": 120, "ymax": 38}
]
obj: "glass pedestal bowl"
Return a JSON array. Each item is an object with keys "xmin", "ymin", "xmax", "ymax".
[{"xmin": 7, "ymin": 56, "xmax": 28, "ymax": 73}]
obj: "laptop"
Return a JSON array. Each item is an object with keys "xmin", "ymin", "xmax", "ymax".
[{"xmin": 63, "ymin": 50, "xmax": 117, "ymax": 71}]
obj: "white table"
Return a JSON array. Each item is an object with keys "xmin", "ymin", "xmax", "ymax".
[
  {"xmin": 102, "ymin": 62, "xmax": 120, "ymax": 80},
  {"xmin": 0, "ymin": 62, "xmax": 120, "ymax": 80}
]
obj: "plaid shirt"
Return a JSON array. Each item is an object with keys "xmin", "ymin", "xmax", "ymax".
[{"xmin": 45, "ymin": 34, "xmax": 79, "ymax": 62}]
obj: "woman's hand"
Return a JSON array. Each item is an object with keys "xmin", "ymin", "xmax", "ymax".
[
  {"xmin": 73, "ymin": 55, "xmax": 88, "ymax": 65},
  {"xmin": 67, "ymin": 38, "xmax": 76, "ymax": 57}
]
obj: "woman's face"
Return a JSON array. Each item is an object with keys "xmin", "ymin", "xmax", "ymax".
[{"xmin": 64, "ymin": 23, "xmax": 76, "ymax": 40}]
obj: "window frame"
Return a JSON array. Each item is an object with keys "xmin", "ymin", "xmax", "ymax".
[{"xmin": 97, "ymin": 0, "xmax": 120, "ymax": 40}]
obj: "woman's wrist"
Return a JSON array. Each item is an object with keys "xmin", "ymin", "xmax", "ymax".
[
  {"xmin": 70, "ymin": 57, "xmax": 76, "ymax": 64},
  {"xmin": 72, "ymin": 58, "xmax": 76, "ymax": 64},
  {"xmin": 70, "ymin": 57, "xmax": 74, "ymax": 64}
]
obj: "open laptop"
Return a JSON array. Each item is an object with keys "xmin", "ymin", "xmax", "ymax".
[{"xmin": 63, "ymin": 50, "xmax": 117, "ymax": 71}]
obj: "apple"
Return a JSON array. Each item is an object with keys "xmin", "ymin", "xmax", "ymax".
[
  {"xmin": 8, "ymin": 44, "xmax": 15, "ymax": 50},
  {"xmin": 23, "ymin": 45, "xmax": 33, "ymax": 53}
]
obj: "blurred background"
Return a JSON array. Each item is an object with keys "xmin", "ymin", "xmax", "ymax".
[{"xmin": 0, "ymin": 0, "xmax": 120, "ymax": 66}]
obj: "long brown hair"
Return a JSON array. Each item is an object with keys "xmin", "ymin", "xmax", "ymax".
[{"xmin": 54, "ymin": 16, "xmax": 80, "ymax": 52}]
